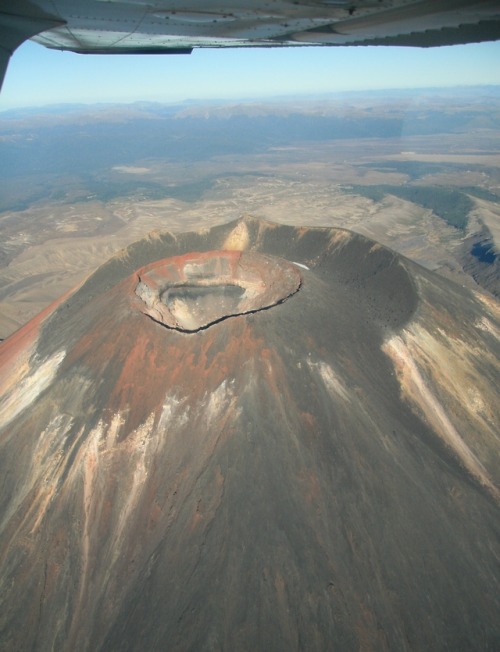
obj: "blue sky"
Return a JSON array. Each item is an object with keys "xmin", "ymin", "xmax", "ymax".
[{"xmin": 2, "ymin": 39, "xmax": 500, "ymax": 109}]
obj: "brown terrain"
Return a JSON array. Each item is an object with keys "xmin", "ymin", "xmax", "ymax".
[{"xmin": 0, "ymin": 216, "xmax": 499, "ymax": 651}]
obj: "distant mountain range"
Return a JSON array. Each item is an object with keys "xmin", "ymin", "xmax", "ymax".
[{"xmin": 2, "ymin": 86, "xmax": 500, "ymax": 180}]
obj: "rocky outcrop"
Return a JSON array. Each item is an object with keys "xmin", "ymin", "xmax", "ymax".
[{"xmin": 461, "ymin": 224, "xmax": 499, "ymax": 297}]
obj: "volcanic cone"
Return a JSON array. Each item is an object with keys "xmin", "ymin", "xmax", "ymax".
[{"xmin": 0, "ymin": 217, "xmax": 499, "ymax": 651}]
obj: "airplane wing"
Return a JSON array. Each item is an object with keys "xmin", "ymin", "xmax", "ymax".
[{"xmin": 1, "ymin": 0, "xmax": 500, "ymax": 91}]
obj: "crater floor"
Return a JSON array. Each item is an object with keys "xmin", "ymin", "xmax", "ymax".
[{"xmin": 134, "ymin": 250, "xmax": 302, "ymax": 332}]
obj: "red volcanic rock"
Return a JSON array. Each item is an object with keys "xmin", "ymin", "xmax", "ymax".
[
  {"xmin": 134, "ymin": 250, "xmax": 301, "ymax": 332},
  {"xmin": 0, "ymin": 217, "xmax": 499, "ymax": 652}
]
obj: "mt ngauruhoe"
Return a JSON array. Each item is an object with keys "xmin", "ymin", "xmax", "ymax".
[{"xmin": 0, "ymin": 217, "xmax": 498, "ymax": 651}]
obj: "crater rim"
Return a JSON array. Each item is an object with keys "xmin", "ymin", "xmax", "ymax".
[{"xmin": 134, "ymin": 249, "xmax": 302, "ymax": 333}]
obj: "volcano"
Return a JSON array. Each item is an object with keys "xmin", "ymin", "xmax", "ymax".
[{"xmin": 0, "ymin": 216, "xmax": 499, "ymax": 651}]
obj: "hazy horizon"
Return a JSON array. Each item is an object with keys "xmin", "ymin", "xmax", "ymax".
[
  {"xmin": 2, "ymin": 39, "xmax": 500, "ymax": 110},
  {"xmin": 2, "ymin": 82, "xmax": 500, "ymax": 116}
]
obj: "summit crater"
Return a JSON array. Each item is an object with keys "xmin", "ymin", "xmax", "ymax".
[{"xmin": 134, "ymin": 249, "xmax": 301, "ymax": 332}]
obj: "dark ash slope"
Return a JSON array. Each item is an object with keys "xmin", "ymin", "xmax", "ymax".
[{"xmin": 0, "ymin": 217, "xmax": 498, "ymax": 652}]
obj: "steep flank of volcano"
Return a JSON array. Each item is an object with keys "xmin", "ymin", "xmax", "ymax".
[{"xmin": 0, "ymin": 216, "xmax": 499, "ymax": 652}]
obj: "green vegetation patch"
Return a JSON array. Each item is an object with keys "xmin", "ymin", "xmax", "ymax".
[
  {"xmin": 459, "ymin": 186, "xmax": 500, "ymax": 202},
  {"xmin": 345, "ymin": 184, "xmax": 474, "ymax": 230}
]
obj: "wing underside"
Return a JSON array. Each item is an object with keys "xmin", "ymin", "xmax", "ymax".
[{"xmin": 1, "ymin": 0, "xmax": 500, "ymax": 90}]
